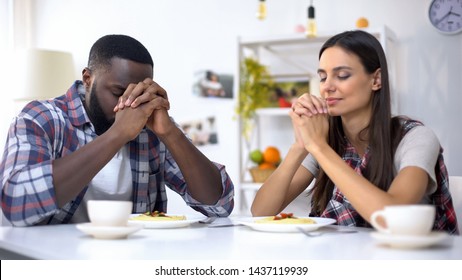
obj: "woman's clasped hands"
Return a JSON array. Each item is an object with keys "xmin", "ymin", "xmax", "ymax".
[{"xmin": 289, "ymin": 93, "xmax": 330, "ymax": 153}]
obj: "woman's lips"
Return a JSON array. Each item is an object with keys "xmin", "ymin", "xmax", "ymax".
[{"xmin": 325, "ymin": 98, "xmax": 341, "ymax": 106}]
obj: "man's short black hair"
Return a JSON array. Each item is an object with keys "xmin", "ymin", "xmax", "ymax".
[{"xmin": 88, "ymin": 34, "xmax": 153, "ymax": 71}]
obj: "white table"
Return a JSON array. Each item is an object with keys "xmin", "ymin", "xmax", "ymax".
[{"xmin": 0, "ymin": 219, "xmax": 461, "ymax": 260}]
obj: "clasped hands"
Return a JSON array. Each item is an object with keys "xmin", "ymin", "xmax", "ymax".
[
  {"xmin": 112, "ymin": 78, "xmax": 172, "ymax": 140},
  {"xmin": 289, "ymin": 93, "xmax": 329, "ymax": 152}
]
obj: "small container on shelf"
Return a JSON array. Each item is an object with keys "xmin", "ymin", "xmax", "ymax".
[{"xmin": 249, "ymin": 167, "xmax": 275, "ymax": 183}]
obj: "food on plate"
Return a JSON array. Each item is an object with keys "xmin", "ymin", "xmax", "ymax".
[
  {"xmin": 130, "ymin": 211, "xmax": 186, "ymax": 221},
  {"xmin": 255, "ymin": 213, "xmax": 316, "ymax": 224}
]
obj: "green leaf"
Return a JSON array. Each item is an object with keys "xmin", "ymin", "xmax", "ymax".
[{"xmin": 236, "ymin": 57, "xmax": 274, "ymax": 141}]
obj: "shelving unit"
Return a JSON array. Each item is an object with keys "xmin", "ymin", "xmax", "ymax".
[{"xmin": 237, "ymin": 26, "xmax": 397, "ymax": 212}]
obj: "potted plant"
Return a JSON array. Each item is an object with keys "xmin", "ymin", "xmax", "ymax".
[{"xmin": 236, "ymin": 57, "xmax": 274, "ymax": 141}]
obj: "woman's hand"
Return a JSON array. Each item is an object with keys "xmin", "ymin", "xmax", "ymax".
[
  {"xmin": 290, "ymin": 94, "xmax": 329, "ymax": 153},
  {"xmin": 289, "ymin": 108, "xmax": 306, "ymax": 149},
  {"xmin": 292, "ymin": 93, "xmax": 327, "ymax": 117}
]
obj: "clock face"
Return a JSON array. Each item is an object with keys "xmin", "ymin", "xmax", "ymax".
[{"xmin": 428, "ymin": 0, "xmax": 462, "ymax": 35}]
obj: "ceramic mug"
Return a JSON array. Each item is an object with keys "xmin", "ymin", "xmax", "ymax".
[
  {"xmin": 370, "ymin": 205, "xmax": 435, "ymax": 235},
  {"xmin": 87, "ymin": 200, "xmax": 133, "ymax": 227}
]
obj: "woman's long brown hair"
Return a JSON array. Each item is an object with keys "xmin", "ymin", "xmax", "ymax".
[{"xmin": 309, "ymin": 30, "xmax": 405, "ymax": 215}]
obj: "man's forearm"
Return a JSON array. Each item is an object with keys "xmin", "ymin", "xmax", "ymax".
[
  {"xmin": 160, "ymin": 127, "xmax": 222, "ymax": 205},
  {"xmin": 52, "ymin": 128, "xmax": 127, "ymax": 207}
]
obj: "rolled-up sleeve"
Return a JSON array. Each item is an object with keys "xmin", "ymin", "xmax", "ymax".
[
  {"xmin": 182, "ymin": 162, "xmax": 234, "ymax": 216},
  {"xmin": 163, "ymin": 154, "xmax": 234, "ymax": 216}
]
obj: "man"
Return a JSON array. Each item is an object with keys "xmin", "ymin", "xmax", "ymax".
[{"xmin": 0, "ymin": 35, "xmax": 234, "ymax": 226}]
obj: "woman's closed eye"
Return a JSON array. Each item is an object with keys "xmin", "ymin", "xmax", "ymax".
[
  {"xmin": 338, "ymin": 74, "xmax": 351, "ymax": 80},
  {"xmin": 319, "ymin": 74, "xmax": 351, "ymax": 83}
]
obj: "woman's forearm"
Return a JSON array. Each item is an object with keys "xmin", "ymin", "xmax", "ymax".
[{"xmin": 251, "ymin": 144, "xmax": 310, "ymax": 216}]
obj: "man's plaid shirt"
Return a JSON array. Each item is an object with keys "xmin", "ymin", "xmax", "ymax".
[{"xmin": 0, "ymin": 81, "xmax": 234, "ymax": 226}]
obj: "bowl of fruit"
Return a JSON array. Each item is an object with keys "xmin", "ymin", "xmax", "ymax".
[{"xmin": 249, "ymin": 146, "xmax": 281, "ymax": 183}]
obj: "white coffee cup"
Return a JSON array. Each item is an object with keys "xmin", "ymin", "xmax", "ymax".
[
  {"xmin": 370, "ymin": 205, "xmax": 435, "ymax": 235},
  {"xmin": 87, "ymin": 200, "xmax": 133, "ymax": 227}
]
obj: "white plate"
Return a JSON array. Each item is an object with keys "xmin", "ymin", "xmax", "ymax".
[
  {"xmin": 76, "ymin": 223, "xmax": 143, "ymax": 239},
  {"xmin": 236, "ymin": 217, "xmax": 336, "ymax": 233},
  {"xmin": 370, "ymin": 231, "xmax": 449, "ymax": 249},
  {"xmin": 127, "ymin": 214, "xmax": 204, "ymax": 229}
]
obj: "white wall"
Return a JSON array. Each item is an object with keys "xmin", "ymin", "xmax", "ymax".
[
  {"xmin": 1, "ymin": 0, "xmax": 462, "ymax": 216},
  {"xmin": 0, "ymin": 1, "xmax": 8, "ymax": 49}
]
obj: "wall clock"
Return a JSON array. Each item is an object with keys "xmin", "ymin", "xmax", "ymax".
[{"xmin": 428, "ymin": 0, "xmax": 462, "ymax": 35}]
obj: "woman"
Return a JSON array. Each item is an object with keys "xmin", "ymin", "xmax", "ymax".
[{"xmin": 251, "ymin": 30, "xmax": 458, "ymax": 234}]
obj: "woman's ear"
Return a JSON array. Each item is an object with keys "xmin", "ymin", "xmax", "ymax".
[{"xmin": 371, "ymin": 68, "xmax": 382, "ymax": 91}]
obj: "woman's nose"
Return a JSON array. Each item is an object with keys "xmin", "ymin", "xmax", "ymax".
[{"xmin": 321, "ymin": 78, "xmax": 335, "ymax": 93}]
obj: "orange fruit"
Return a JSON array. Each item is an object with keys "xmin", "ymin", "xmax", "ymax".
[
  {"xmin": 259, "ymin": 162, "xmax": 276, "ymax": 170},
  {"xmin": 262, "ymin": 146, "xmax": 281, "ymax": 164},
  {"xmin": 356, "ymin": 17, "xmax": 369, "ymax": 28}
]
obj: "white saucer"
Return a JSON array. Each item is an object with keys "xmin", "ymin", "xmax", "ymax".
[
  {"xmin": 370, "ymin": 231, "xmax": 449, "ymax": 249},
  {"xmin": 76, "ymin": 223, "xmax": 144, "ymax": 239}
]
